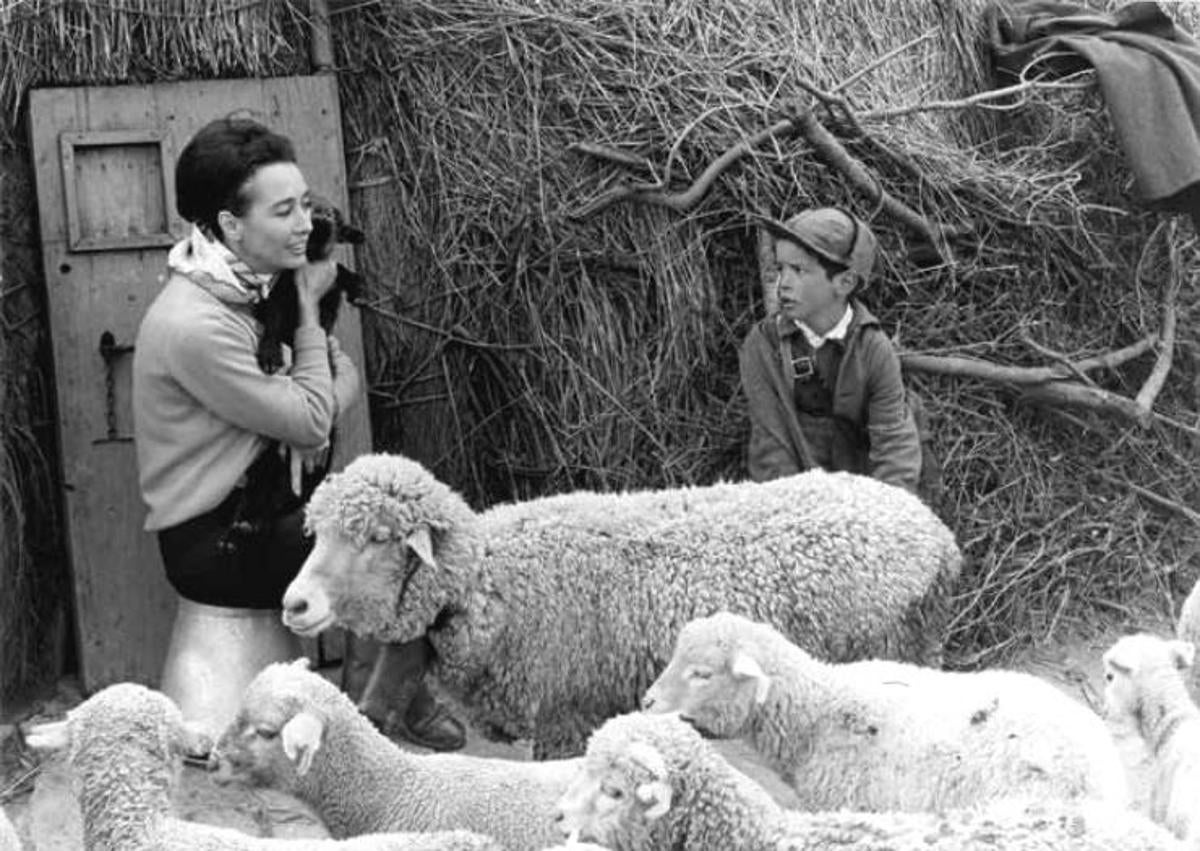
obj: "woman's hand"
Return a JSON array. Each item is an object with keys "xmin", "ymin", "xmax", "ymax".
[{"xmin": 295, "ymin": 258, "xmax": 338, "ymax": 328}]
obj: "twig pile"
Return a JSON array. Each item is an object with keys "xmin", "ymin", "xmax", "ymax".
[{"xmin": 331, "ymin": 0, "xmax": 1200, "ymax": 663}]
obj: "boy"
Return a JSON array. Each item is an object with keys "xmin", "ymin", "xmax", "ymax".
[{"xmin": 738, "ymin": 207, "xmax": 922, "ymax": 493}]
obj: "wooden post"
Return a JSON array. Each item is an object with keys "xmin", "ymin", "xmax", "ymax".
[{"xmin": 309, "ymin": 0, "xmax": 334, "ymax": 73}]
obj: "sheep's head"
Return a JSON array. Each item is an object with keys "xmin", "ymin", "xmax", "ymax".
[
  {"xmin": 284, "ymin": 453, "xmax": 478, "ymax": 643},
  {"xmin": 25, "ymin": 683, "xmax": 210, "ymax": 788},
  {"xmin": 641, "ymin": 611, "xmax": 774, "ymax": 738},
  {"xmin": 555, "ymin": 713, "xmax": 682, "ymax": 850},
  {"xmin": 214, "ymin": 658, "xmax": 346, "ymax": 791},
  {"xmin": 1102, "ymin": 633, "xmax": 1196, "ymax": 724}
]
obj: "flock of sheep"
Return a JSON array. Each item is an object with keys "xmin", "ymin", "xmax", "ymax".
[{"xmin": 7, "ymin": 452, "xmax": 1200, "ymax": 850}]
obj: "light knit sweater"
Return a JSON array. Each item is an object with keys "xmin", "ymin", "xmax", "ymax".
[{"xmin": 133, "ymin": 272, "xmax": 359, "ymax": 530}]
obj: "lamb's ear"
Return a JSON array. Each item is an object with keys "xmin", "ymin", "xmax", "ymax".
[
  {"xmin": 626, "ymin": 741, "xmax": 670, "ymax": 819},
  {"xmin": 1103, "ymin": 643, "xmax": 1133, "ymax": 676},
  {"xmin": 730, "ymin": 652, "xmax": 772, "ymax": 704},
  {"xmin": 406, "ymin": 525, "xmax": 437, "ymax": 569},
  {"xmin": 635, "ymin": 780, "xmax": 672, "ymax": 821},
  {"xmin": 281, "ymin": 711, "xmax": 325, "ymax": 777},
  {"xmin": 1169, "ymin": 639, "xmax": 1196, "ymax": 671},
  {"xmin": 24, "ymin": 718, "xmax": 72, "ymax": 751}
]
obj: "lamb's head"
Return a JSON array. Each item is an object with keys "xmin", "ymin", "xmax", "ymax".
[
  {"xmin": 1103, "ymin": 632, "xmax": 1195, "ymax": 724},
  {"xmin": 641, "ymin": 611, "xmax": 778, "ymax": 737},
  {"xmin": 283, "ymin": 453, "xmax": 478, "ymax": 643},
  {"xmin": 25, "ymin": 683, "xmax": 209, "ymax": 788},
  {"xmin": 214, "ymin": 658, "xmax": 355, "ymax": 792},
  {"xmin": 555, "ymin": 712, "xmax": 691, "ymax": 851}
]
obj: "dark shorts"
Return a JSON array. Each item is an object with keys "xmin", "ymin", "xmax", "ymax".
[{"xmin": 157, "ymin": 488, "xmax": 313, "ymax": 609}]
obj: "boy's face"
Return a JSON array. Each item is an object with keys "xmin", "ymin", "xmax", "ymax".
[{"xmin": 775, "ymin": 239, "xmax": 853, "ymax": 331}]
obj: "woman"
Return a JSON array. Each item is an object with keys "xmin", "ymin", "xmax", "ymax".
[{"xmin": 132, "ymin": 117, "xmax": 463, "ymax": 752}]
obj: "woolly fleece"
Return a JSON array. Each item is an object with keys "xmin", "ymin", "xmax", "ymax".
[
  {"xmin": 289, "ymin": 453, "xmax": 962, "ymax": 755},
  {"xmin": 32, "ymin": 682, "xmax": 503, "ymax": 851},
  {"xmin": 217, "ymin": 660, "xmax": 578, "ymax": 851},
  {"xmin": 643, "ymin": 612, "xmax": 1129, "ymax": 810},
  {"xmin": 1103, "ymin": 633, "xmax": 1200, "ymax": 845},
  {"xmin": 557, "ymin": 711, "xmax": 1180, "ymax": 851}
]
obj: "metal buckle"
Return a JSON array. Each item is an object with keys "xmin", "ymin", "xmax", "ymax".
[{"xmin": 791, "ymin": 355, "xmax": 816, "ymax": 380}]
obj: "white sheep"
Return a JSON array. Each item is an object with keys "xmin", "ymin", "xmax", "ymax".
[
  {"xmin": 23, "ymin": 682, "xmax": 503, "ymax": 851},
  {"xmin": 556, "ymin": 710, "xmax": 1180, "ymax": 851},
  {"xmin": 281, "ymin": 452, "xmax": 962, "ymax": 756},
  {"xmin": 0, "ymin": 807, "xmax": 19, "ymax": 851},
  {"xmin": 216, "ymin": 658, "xmax": 580, "ymax": 851},
  {"xmin": 642, "ymin": 611, "xmax": 1129, "ymax": 811},
  {"xmin": 1103, "ymin": 632, "xmax": 1200, "ymax": 845}
]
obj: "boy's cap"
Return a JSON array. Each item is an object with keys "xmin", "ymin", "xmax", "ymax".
[{"xmin": 761, "ymin": 208, "xmax": 878, "ymax": 280}]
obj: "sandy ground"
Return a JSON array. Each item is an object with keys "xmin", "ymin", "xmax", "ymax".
[{"xmin": 0, "ymin": 610, "xmax": 1177, "ymax": 849}]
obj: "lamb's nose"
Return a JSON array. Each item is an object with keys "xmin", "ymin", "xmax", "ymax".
[{"xmin": 641, "ymin": 694, "xmax": 656, "ymax": 710}]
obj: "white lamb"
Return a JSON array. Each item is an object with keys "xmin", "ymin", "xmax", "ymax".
[
  {"xmin": 24, "ymin": 682, "xmax": 503, "ymax": 851},
  {"xmin": 556, "ymin": 710, "xmax": 1181, "ymax": 851},
  {"xmin": 1103, "ymin": 632, "xmax": 1200, "ymax": 846},
  {"xmin": 642, "ymin": 611, "xmax": 1128, "ymax": 811},
  {"xmin": 281, "ymin": 452, "xmax": 962, "ymax": 756},
  {"xmin": 216, "ymin": 658, "xmax": 580, "ymax": 851}
]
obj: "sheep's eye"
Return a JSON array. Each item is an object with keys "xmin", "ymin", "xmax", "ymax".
[
  {"xmin": 1104, "ymin": 672, "xmax": 1114, "ymax": 682},
  {"xmin": 256, "ymin": 727, "xmax": 279, "ymax": 740},
  {"xmin": 602, "ymin": 784, "xmax": 624, "ymax": 800},
  {"xmin": 369, "ymin": 528, "xmax": 391, "ymax": 544},
  {"xmin": 689, "ymin": 667, "xmax": 712, "ymax": 681}
]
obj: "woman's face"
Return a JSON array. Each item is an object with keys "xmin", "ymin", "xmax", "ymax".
[{"xmin": 222, "ymin": 161, "xmax": 313, "ymax": 274}]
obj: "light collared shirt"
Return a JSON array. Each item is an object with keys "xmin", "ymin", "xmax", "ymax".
[{"xmin": 795, "ymin": 304, "xmax": 853, "ymax": 350}]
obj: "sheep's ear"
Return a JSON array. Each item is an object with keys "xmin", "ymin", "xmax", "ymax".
[
  {"xmin": 24, "ymin": 718, "xmax": 72, "ymax": 750},
  {"xmin": 406, "ymin": 525, "xmax": 437, "ymax": 568},
  {"xmin": 1103, "ymin": 644, "xmax": 1133, "ymax": 676},
  {"xmin": 1169, "ymin": 640, "xmax": 1196, "ymax": 671},
  {"xmin": 281, "ymin": 711, "xmax": 325, "ymax": 777},
  {"xmin": 635, "ymin": 780, "xmax": 672, "ymax": 821},
  {"xmin": 730, "ymin": 652, "xmax": 771, "ymax": 704}
]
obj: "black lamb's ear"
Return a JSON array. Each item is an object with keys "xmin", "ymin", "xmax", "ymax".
[{"xmin": 338, "ymin": 222, "xmax": 365, "ymax": 245}]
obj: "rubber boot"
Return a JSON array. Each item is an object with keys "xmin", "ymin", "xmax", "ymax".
[{"xmin": 159, "ymin": 597, "xmax": 304, "ymax": 747}]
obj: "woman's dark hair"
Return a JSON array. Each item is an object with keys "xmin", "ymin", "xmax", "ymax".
[{"xmin": 175, "ymin": 117, "xmax": 297, "ymax": 238}]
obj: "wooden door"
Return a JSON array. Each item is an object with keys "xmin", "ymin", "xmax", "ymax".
[{"xmin": 28, "ymin": 76, "xmax": 371, "ymax": 691}]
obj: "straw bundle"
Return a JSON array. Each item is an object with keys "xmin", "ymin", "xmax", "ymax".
[{"xmin": 330, "ymin": 0, "xmax": 1199, "ymax": 663}]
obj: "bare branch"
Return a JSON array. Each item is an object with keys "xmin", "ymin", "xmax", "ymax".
[
  {"xmin": 1019, "ymin": 381, "xmax": 1150, "ymax": 426},
  {"xmin": 831, "ymin": 29, "xmax": 936, "ymax": 95},
  {"xmin": 1134, "ymin": 226, "xmax": 1183, "ymax": 412},
  {"xmin": 791, "ymin": 107, "xmax": 945, "ymax": 253},
  {"xmin": 900, "ymin": 335, "xmax": 1156, "ymax": 384},
  {"xmin": 860, "ymin": 75, "xmax": 1093, "ymax": 122},
  {"xmin": 568, "ymin": 118, "xmax": 794, "ymax": 219},
  {"xmin": 568, "ymin": 141, "xmax": 654, "ymax": 172}
]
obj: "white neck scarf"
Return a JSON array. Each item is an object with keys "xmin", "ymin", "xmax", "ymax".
[{"xmin": 167, "ymin": 226, "xmax": 277, "ymax": 305}]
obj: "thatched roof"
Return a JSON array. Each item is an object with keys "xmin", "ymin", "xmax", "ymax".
[{"xmin": 1, "ymin": 0, "xmax": 1197, "ymax": 703}]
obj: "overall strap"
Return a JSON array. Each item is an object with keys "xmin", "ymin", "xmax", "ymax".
[{"xmin": 772, "ymin": 315, "xmax": 819, "ymax": 471}]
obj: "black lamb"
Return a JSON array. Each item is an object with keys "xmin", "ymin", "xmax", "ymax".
[
  {"xmin": 218, "ymin": 196, "xmax": 364, "ymax": 554},
  {"xmin": 254, "ymin": 193, "xmax": 365, "ymax": 375}
]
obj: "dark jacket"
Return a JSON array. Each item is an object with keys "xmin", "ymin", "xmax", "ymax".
[{"xmin": 738, "ymin": 302, "xmax": 922, "ymax": 493}]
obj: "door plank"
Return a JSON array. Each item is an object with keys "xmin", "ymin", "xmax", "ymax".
[{"xmin": 29, "ymin": 76, "xmax": 370, "ymax": 690}]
